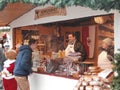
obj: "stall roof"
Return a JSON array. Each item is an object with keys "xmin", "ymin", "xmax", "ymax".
[{"xmin": 0, "ymin": 2, "xmax": 35, "ymax": 26}]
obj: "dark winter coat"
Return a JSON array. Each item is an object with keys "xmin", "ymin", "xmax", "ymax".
[
  {"xmin": 0, "ymin": 48, "xmax": 6, "ymax": 71},
  {"xmin": 74, "ymin": 40, "xmax": 87, "ymax": 61},
  {"xmin": 14, "ymin": 45, "xmax": 33, "ymax": 76}
]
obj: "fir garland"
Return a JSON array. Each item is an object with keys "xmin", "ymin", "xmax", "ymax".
[
  {"xmin": 0, "ymin": 0, "xmax": 120, "ymax": 11},
  {"xmin": 110, "ymin": 49, "xmax": 120, "ymax": 90}
]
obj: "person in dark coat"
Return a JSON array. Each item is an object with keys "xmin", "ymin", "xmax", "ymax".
[
  {"xmin": 0, "ymin": 44, "xmax": 6, "ymax": 89},
  {"xmin": 0, "ymin": 44, "xmax": 6, "ymax": 71},
  {"xmin": 14, "ymin": 39, "xmax": 38, "ymax": 90},
  {"xmin": 65, "ymin": 32, "xmax": 87, "ymax": 61}
]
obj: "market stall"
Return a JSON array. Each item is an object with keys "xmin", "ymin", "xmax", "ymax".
[{"xmin": 8, "ymin": 5, "xmax": 115, "ymax": 90}]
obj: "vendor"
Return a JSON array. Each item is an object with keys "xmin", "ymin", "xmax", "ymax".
[
  {"xmin": 65, "ymin": 32, "xmax": 87, "ymax": 61},
  {"xmin": 97, "ymin": 38, "xmax": 114, "ymax": 70}
]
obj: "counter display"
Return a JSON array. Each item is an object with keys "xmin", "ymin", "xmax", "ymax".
[
  {"xmin": 31, "ymin": 55, "xmax": 112, "ymax": 90},
  {"xmin": 31, "ymin": 50, "xmax": 113, "ymax": 90},
  {"xmin": 32, "ymin": 56, "xmax": 94, "ymax": 79}
]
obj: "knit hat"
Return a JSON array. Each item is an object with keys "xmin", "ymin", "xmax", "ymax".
[{"xmin": 103, "ymin": 38, "xmax": 113, "ymax": 46}]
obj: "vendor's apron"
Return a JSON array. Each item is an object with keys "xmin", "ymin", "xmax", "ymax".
[{"xmin": 65, "ymin": 44, "xmax": 75, "ymax": 56}]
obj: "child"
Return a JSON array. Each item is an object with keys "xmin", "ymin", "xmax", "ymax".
[{"xmin": 0, "ymin": 49, "xmax": 17, "ymax": 90}]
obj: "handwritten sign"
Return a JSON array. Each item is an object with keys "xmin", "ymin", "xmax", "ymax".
[{"xmin": 35, "ymin": 6, "xmax": 66, "ymax": 19}]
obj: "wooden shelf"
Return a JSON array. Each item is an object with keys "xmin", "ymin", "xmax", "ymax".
[
  {"xmin": 98, "ymin": 34, "xmax": 114, "ymax": 39},
  {"xmin": 99, "ymin": 25, "xmax": 114, "ymax": 32},
  {"xmin": 38, "ymin": 44, "xmax": 46, "ymax": 46}
]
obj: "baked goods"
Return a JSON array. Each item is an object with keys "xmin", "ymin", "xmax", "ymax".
[
  {"xmin": 93, "ymin": 86, "xmax": 101, "ymax": 90},
  {"xmin": 79, "ymin": 86, "xmax": 84, "ymax": 90},
  {"xmin": 73, "ymin": 73, "xmax": 80, "ymax": 79},
  {"xmin": 92, "ymin": 75, "xmax": 101, "ymax": 81},
  {"xmin": 82, "ymin": 81, "xmax": 88, "ymax": 86},
  {"xmin": 74, "ymin": 74, "xmax": 110, "ymax": 90},
  {"xmin": 88, "ymin": 66, "xmax": 101, "ymax": 73},
  {"xmin": 86, "ymin": 86, "xmax": 93, "ymax": 90},
  {"xmin": 84, "ymin": 75, "xmax": 92, "ymax": 82}
]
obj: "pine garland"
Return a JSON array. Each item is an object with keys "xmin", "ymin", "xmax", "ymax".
[
  {"xmin": 0, "ymin": 0, "xmax": 120, "ymax": 11},
  {"xmin": 111, "ymin": 49, "xmax": 120, "ymax": 90}
]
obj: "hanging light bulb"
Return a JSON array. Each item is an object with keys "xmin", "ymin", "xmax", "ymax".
[{"xmin": 94, "ymin": 16, "xmax": 107, "ymax": 24}]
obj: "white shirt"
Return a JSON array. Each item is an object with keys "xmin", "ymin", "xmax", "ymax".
[{"xmin": 98, "ymin": 51, "xmax": 113, "ymax": 70}]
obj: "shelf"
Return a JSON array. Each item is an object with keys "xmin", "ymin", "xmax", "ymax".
[
  {"xmin": 102, "ymin": 24, "xmax": 114, "ymax": 31},
  {"xmin": 99, "ymin": 25, "xmax": 114, "ymax": 32},
  {"xmin": 38, "ymin": 44, "xmax": 46, "ymax": 46},
  {"xmin": 98, "ymin": 34, "xmax": 114, "ymax": 39}
]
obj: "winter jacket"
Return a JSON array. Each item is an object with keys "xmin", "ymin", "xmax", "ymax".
[
  {"xmin": 74, "ymin": 40, "xmax": 87, "ymax": 61},
  {"xmin": 0, "ymin": 48, "xmax": 6, "ymax": 71},
  {"xmin": 14, "ymin": 45, "xmax": 33, "ymax": 76}
]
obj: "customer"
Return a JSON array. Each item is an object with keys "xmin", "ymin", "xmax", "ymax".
[
  {"xmin": 1, "ymin": 49, "xmax": 17, "ymax": 90},
  {"xmin": 0, "ymin": 44, "xmax": 6, "ymax": 89},
  {"xmin": 0, "ymin": 44, "xmax": 6, "ymax": 72},
  {"xmin": 14, "ymin": 38, "xmax": 38, "ymax": 90},
  {"xmin": 97, "ymin": 38, "xmax": 114, "ymax": 70},
  {"xmin": 65, "ymin": 32, "xmax": 87, "ymax": 61}
]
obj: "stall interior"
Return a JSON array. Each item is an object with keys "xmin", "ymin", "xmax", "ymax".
[{"xmin": 12, "ymin": 14, "xmax": 114, "ymax": 79}]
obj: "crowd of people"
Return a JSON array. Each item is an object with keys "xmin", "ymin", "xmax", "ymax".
[{"xmin": 0, "ymin": 32, "xmax": 114, "ymax": 90}]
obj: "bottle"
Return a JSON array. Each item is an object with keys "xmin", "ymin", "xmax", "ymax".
[{"xmin": 58, "ymin": 50, "xmax": 62, "ymax": 58}]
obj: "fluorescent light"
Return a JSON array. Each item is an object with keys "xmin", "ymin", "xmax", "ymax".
[{"xmin": 0, "ymin": 26, "xmax": 10, "ymax": 30}]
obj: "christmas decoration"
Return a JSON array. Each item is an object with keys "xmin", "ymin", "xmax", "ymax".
[
  {"xmin": 111, "ymin": 49, "xmax": 120, "ymax": 90},
  {"xmin": 0, "ymin": 0, "xmax": 120, "ymax": 12}
]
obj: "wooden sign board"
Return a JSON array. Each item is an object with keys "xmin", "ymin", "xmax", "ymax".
[{"xmin": 35, "ymin": 6, "xmax": 66, "ymax": 19}]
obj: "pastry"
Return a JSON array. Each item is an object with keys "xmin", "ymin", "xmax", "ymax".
[
  {"xmin": 89, "ymin": 81, "xmax": 99, "ymax": 86},
  {"xmin": 82, "ymin": 81, "xmax": 88, "ymax": 86},
  {"xmin": 79, "ymin": 86, "xmax": 84, "ymax": 90},
  {"xmin": 86, "ymin": 86, "xmax": 93, "ymax": 90},
  {"xmin": 93, "ymin": 86, "xmax": 101, "ymax": 90},
  {"xmin": 84, "ymin": 75, "xmax": 92, "ymax": 82},
  {"xmin": 92, "ymin": 75, "xmax": 100, "ymax": 81}
]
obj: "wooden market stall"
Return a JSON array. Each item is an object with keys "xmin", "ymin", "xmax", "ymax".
[{"xmin": 9, "ymin": 5, "xmax": 115, "ymax": 90}]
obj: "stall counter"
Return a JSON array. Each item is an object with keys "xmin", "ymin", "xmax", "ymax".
[{"xmin": 28, "ymin": 73, "xmax": 78, "ymax": 90}]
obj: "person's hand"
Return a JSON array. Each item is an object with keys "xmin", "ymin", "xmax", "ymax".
[
  {"xmin": 2, "ymin": 71, "xmax": 7, "ymax": 76},
  {"xmin": 73, "ymin": 59, "xmax": 79, "ymax": 64}
]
